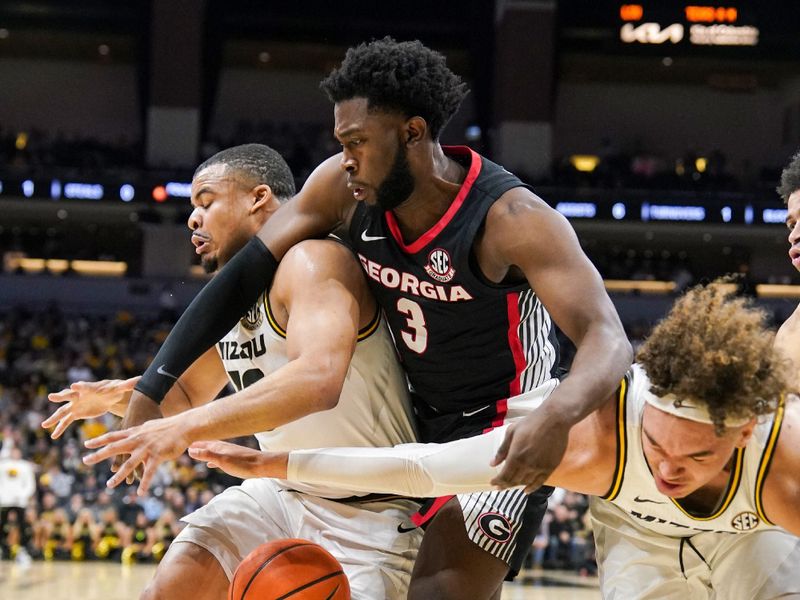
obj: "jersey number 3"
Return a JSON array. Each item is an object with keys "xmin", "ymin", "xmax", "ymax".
[{"xmin": 397, "ymin": 298, "xmax": 428, "ymax": 354}]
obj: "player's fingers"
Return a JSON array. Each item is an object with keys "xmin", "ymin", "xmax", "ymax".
[
  {"xmin": 187, "ymin": 445, "xmax": 212, "ymax": 461},
  {"xmin": 137, "ymin": 461, "xmax": 157, "ymax": 496},
  {"xmin": 84, "ymin": 430, "xmax": 129, "ymax": 449},
  {"xmin": 47, "ymin": 389, "xmax": 77, "ymax": 404},
  {"xmin": 110, "ymin": 455, "xmax": 123, "ymax": 473},
  {"xmin": 83, "ymin": 439, "xmax": 136, "ymax": 465},
  {"xmin": 107, "ymin": 455, "xmax": 141, "ymax": 488},
  {"xmin": 490, "ymin": 457, "xmax": 525, "ymax": 488},
  {"xmin": 51, "ymin": 414, "xmax": 76, "ymax": 440},
  {"xmin": 42, "ymin": 403, "xmax": 72, "ymax": 428},
  {"xmin": 190, "ymin": 440, "xmax": 237, "ymax": 455},
  {"xmin": 490, "ymin": 426, "xmax": 515, "ymax": 467}
]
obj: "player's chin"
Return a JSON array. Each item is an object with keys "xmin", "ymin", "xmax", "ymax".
[{"xmin": 201, "ymin": 255, "xmax": 219, "ymax": 273}]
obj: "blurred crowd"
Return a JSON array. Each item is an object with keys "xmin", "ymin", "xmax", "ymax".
[
  {"xmin": 549, "ymin": 140, "xmax": 777, "ymax": 193},
  {"xmin": 0, "ymin": 305, "xmax": 246, "ymax": 565},
  {"xmin": 0, "ymin": 126, "xmax": 141, "ymax": 177}
]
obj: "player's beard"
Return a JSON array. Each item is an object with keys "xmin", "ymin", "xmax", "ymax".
[
  {"xmin": 201, "ymin": 255, "xmax": 219, "ymax": 274},
  {"xmin": 376, "ymin": 141, "xmax": 415, "ymax": 211}
]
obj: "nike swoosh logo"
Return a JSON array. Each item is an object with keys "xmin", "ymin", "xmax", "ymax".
[
  {"xmin": 156, "ymin": 365, "xmax": 178, "ymax": 380},
  {"xmin": 463, "ymin": 404, "xmax": 491, "ymax": 417},
  {"xmin": 397, "ymin": 523, "xmax": 418, "ymax": 533},
  {"xmin": 361, "ymin": 230, "xmax": 387, "ymax": 242},
  {"xmin": 633, "ymin": 495, "xmax": 666, "ymax": 504}
]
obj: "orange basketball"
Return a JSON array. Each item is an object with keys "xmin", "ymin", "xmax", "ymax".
[{"xmin": 229, "ymin": 538, "xmax": 350, "ymax": 600}]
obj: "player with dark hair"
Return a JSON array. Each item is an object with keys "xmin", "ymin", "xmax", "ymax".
[
  {"xmin": 47, "ymin": 143, "xmax": 421, "ymax": 599},
  {"xmin": 777, "ymin": 149, "xmax": 800, "ymax": 366},
  {"xmin": 193, "ymin": 281, "xmax": 800, "ymax": 599},
  {"xmin": 97, "ymin": 37, "xmax": 631, "ymax": 599}
]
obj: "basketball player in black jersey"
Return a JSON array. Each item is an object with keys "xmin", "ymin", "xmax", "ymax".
[{"xmin": 101, "ymin": 38, "xmax": 631, "ymax": 599}]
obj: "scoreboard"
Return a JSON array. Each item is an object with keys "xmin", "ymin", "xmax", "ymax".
[{"xmin": 559, "ymin": 0, "xmax": 800, "ymax": 58}]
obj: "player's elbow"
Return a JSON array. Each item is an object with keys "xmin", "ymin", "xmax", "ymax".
[{"xmin": 309, "ymin": 360, "xmax": 348, "ymax": 411}]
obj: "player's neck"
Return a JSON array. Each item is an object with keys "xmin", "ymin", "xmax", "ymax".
[{"xmin": 390, "ymin": 147, "xmax": 467, "ymax": 241}]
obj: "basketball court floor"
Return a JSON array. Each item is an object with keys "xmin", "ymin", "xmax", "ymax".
[{"xmin": 0, "ymin": 561, "xmax": 599, "ymax": 599}]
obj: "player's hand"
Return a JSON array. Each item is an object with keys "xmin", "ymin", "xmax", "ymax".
[
  {"xmin": 83, "ymin": 415, "xmax": 190, "ymax": 495},
  {"xmin": 489, "ymin": 409, "xmax": 570, "ymax": 494},
  {"xmin": 43, "ymin": 377, "xmax": 140, "ymax": 439},
  {"xmin": 188, "ymin": 441, "xmax": 289, "ymax": 480},
  {"xmin": 112, "ymin": 390, "xmax": 164, "ymax": 484}
]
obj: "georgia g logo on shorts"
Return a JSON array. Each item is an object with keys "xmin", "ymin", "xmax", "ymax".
[
  {"xmin": 424, "ymin": 248, "xmax": 455, "ymax": 283},
  {"xmin": 478, "ymin": 512, "xmax": 512, "ymax": 543}
]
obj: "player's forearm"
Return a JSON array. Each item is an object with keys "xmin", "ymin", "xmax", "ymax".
[
  {"xmin": 159, "ymin": 385, "xmax": 193, "ymax": 417},
  {"xmin": 135, "ymin": 237, "xmax": 279, "ymax": 403},
  {"xmin": 287, "ymin": 427, "xmax": 509, "ymax": 497},
  {"xmin": 182, "ymin": 357, "xmax": 347, "ymax": 442},
  {"xmin": 546, "ymin": 321, "xmax": 632, "ymax": 425}
]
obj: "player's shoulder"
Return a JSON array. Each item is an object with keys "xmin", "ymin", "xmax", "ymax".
[
  {"xmin": 762, "ymin": 395, "xmax": 799, "ymax": 488},
  {"xmin": 278, "ymin": 238, "xmax": 362, "ymax": 286},
  {"xmin": 283, "ymin": 236, "xmax": 354, "ymax": 263},
  {"xmin": 760, "ymin": 394, "xmax": 800, "ymax": 528},
  {"xmin": 484, "ymin": 185, "xmax": 564, "ymax": 232},
  {"xmin": 480, "ymin": 186, "xmax": 574, "ymax": 262}
]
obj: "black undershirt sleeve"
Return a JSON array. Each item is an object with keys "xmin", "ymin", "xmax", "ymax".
[{"xmin": 135, "ymin": 236, "xmax": 279, "ymax": 403}]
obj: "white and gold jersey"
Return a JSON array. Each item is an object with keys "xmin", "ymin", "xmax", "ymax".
[
  {"xmin": 597, "ymin": 364, "xmax": 785, "ymax": 537},
  {"xmin": 216, "ymin": 291, "xmax": 418, "ymax": 498}
]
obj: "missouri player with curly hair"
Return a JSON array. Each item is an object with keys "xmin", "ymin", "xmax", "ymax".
[
  {"xmin": 637, "ymin": 282, "xmax": 785, "ymax": 434},
  {"xmin": 193, "ymin": 281, "xmax": 800, "ymax": 599}
]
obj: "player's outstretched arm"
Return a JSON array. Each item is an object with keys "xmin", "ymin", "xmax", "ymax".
[
  {"xmin": 83, "ymin": 239, "xmax": 368, "ymax": 495},
  {"xmin": 133, "ymin": 155, "xmax": 355, "ymax": 407},
  {"xmin": 483, "ymin": 189, "xmax": 632, "ymax": 492},
  {"xmin": 189, "ymin": 400, "xmax": 617, "ymax": 498}
]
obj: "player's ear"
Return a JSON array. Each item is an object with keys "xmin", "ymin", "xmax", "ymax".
[
  {"xmin": 404, "ymin": 116, "xmax": 427, "ymax": 147},
  {"xmin": 733, "ymin": 418, "xmax": 757, "ymax": 448},
  {"xmin": 250, "ymin": 184, "xmax": 275, "ymax": 214}
]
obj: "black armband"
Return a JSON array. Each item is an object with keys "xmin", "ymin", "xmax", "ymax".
[{"xmin": 136, "ymin": 237, "xmax": 278, "ymax": 403}]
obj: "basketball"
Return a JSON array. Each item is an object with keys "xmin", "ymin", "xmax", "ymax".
[{"xmin": 229, "ymin": 539, "xmax": 350, "ymax": 600}]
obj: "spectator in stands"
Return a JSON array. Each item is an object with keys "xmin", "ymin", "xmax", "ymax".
[{"xmin": 0, "ymin": 443, "xmax": 37, "ymax": 564}]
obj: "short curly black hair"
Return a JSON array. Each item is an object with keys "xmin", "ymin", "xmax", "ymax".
[
  {"xmin": 777, "ymin": 149, "xmax": 800, "ymax": 203},
  {"xmin": 320, "ymin": 37, "xmax": 468, "ymax": 140},
  {"xmin": 195, "ymin": 144, "xmax": 296, "ymax": 202}
]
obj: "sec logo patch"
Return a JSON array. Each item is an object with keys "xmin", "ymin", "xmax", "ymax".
[
  {"xmin": 424, "ymin": 248, "xmax": 455, "ymax": 283},
  {"xmin": 731, "ymin": 511, "xmax": 759, "ymax": 531}
]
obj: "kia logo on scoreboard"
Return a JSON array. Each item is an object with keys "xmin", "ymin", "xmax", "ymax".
[{"xmin": 618, "ymin": 4, "xmax": 758, "ymax": 47}]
